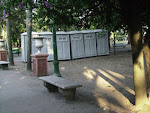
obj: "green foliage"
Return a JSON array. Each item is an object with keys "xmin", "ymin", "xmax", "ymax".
[
  {"xmin": 11, "ymin": 10, "xmax": 26, "ymax": 46},
  {"xmin": 34, "ymin": 0, "xmax": 124, "ymax": 32},
  {"xmin": 0, "ymin": 25, "xmax": 2, "ymax": 37},
  {"xmin": 35, "ymin": 0, "xmax": 81, "ymax": 31},
  {"xmin": 115, "ymin": 30, "xmax": 127, "ymax": 41},
  {"xmin": 1, "ymin": 0, "xmax": 150, "ymax": 41},
  {"xmin": 0, "ymin": 0, "xmax": 26, "ymax": 46}
]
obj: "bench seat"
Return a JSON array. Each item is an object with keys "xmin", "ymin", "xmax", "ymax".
[
  {"xmin": 39, "ymin": 75, "xmax": 82, "ymax": 100},
  {"xmin": 0, "ymin": 61, "xmax": 10, "ymax": 70}
]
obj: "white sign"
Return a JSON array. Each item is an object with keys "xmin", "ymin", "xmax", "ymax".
[
  {"xmin": 72, "ymin": 36, "xmax": 81, "ymax": 40},
  {"xmin": 85, "ymin": 35, "xmax": 94, "ymax": 39},
  {"xmin": 58, "ymin": 37, "xmax": 68, "ymax": 41},
  {"xmin": 96, "ymin": 32, "xmax": 106, "ymax": 38},
  {"xmin": 46, "ymin": 38, "xmax": 52, "ymax": 41}
]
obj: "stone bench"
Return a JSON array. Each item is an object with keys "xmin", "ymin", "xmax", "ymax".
[
  {"xmin": 0, "ymin": 61, "xmax": 10, "ymax": 70},
  {"xmin": 39, "ymin": 76, "xmax": 82, "ymax": 100}
]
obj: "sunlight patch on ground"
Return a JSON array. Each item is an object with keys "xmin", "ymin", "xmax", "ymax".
[
  {"xmin": 95, "ymin": 75, "xmax": 134, "ymax": 112},
  {"xmin": 16, "ymin": 71, "xmax": 20, "ymax": 74},
  {"xmin": 83, "ymin": 67, "xmax": 97, "ymax": 80},
  {"xmin": 97, "ymin": 69, "xmax": 135, "ymax": 95},
  {"xmin": 95, "ymin": 96, "xmax": 133, "ymax": 113},
  {"xmin": 96, "ymin": 75, "xmax": 108, "ymax": 88},
  {"xmin": 83, "ymin": 66, "xmax": 88, "ymax": 70},
  {"xmin": 3, "ymin": 81, "xmax": 10, "ymax": 85},
  {"xmin": 0, "ymin": 86, "xmax": 2, "ymax": 88},
  {"xmin": 60, "ymin": 67, "xmax": 65, "ymax": 70},
  {"xmin": 95, "ymin": 97, "xmax": 111, "ymax": 111},
  {"xmin": 20, "ymin": 76, "xmax": 26, "ymax": 80},
  {"xmin": 135, "ymin": 101, "xmax": 150, "ymax": 113},
  {"xmin": 95, "ymin": 97, "xmax": 121, "ymax": 112},
  {"xmin": 106, "ymin": 70, "xmax": 125, "ymax": 79}
]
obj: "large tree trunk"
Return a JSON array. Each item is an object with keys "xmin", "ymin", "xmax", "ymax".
[
  {"xmin": 143, "ymin": 40, "xmax": 150, "ymax": 96},
  {"xmin": 130, "ymin": 28, "xmax": 147, "ymax": 106},
  {"xmin": 129, "ymin": 4, "xmax": 148, "ymax": 106},
  {"xmin": 26, "ymin": 7, "xmax": 32, "ymax": 71},
  {"xmin": 121, "ymin": 0, "xmax": 148, "ymax": 106},
  {"xmin": 6, "ymin": 16, "xmax": 14, "ymax": 66},
  {"xmin": 143, "ymin": 30, "xmax": 150, "ymax": 97}
]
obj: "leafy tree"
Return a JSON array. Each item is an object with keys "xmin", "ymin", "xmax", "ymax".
[
  {"xmin": 11, "ymin": 10, "xmax": 26, "ymax": 47},
  {"xmin": 40, "ymin": 0, "xmax": 149, "ymax": 106},
  {"xmin": 121, "ymin": 0, "xmax": 148, "ymax": 106},
  {"xmin": 0, "ymin": 0, "xmax": 15, "ymax": 65},
  {"xmin": 74, "ymin": 0, "xmax": 149, "ymax": 106},
  {"xmin": 0, "ymin": 0, "xmax": 38, "ymax": 70},
  {"xmin": 78, "ymin": 0, "xmax": 150, "ymax": 106}
]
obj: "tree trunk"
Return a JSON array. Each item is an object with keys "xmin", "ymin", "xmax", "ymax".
[
  {"xmin": 6, "ymin": 16, "xmax": 14, "ymax": 66},
  {"xmin": 143, "ymin": 40, "xmax": 150, "ymax": 96},
  {"xmin": 129, "ymin": 5, "xmax": 148, "ymax": 106},
  {"xmin": 143, "ymin": 30, "xmax": 150, "ymax": 97},
  {"xmin": 130, "ymin": 29, "xmax": 147, "ymax": 106},
  {"xmin": 26, "ymin": 7, "xmax": 32, "ymax": 71},
  {"xmin": 121, "ymin": 0, "xmax": 148, "ymax": 106}
]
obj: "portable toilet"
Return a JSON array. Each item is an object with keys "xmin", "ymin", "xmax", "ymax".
[
  {"xmin": 95, "ymin": 29, "xmax": 109, "ymax": 55},
  {"xmin": 38, "ymin": 32, "xmax": 53, "ymax": 61},
  {"xmin": 82, "ymin": 30, "xmax": 97, "ymax": 57},
  {"xmin": 56, "ymin": 31, "xmax": 71, "ymax": 60},
  {"xmin": 69, "ymin": 31, "xmax": 85, "ymax": 59},
  {"xmin": 21, "ymin": 32, "xmax": 39, "ymax": 62}
]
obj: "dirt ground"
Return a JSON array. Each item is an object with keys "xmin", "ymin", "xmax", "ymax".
[{"xmin": 1, "ymin": 45, "xmax": 150, "ymax": 113}]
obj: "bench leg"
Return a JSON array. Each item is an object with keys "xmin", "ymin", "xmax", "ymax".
[
  {"xmin": 1, "ymin": 64, "xmax": 8, "ymax": 70},
  {"xmin": 43, "ymin": 81, "xmax": 58, "ymax": 92},
  {"xmin": 58, "ymin": 88, "xmax": 76, "ymax": 101}
]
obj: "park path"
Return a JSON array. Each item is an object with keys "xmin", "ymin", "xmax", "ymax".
[
  {"xmin": 0, "ymin": 55, "xmax": 103, "ymax": 113},
  {"xmin": 0, "ymin": 45, "xmax": 138, "ymax": 113}
]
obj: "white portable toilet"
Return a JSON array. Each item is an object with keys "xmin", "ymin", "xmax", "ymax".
[
  {"xmin": 38, "ymin": 32, "xmax": 53, "ymax": 61},
  {"xmin": 21, "ymin": 32, "xmax": 39, "ymax": 62},
  {"xmin": 69, "ymin": 31, "xmax": 85, "ymax": 59},
  {"xmin": 21, "ymin": 32, "xmax": 26, "ymax": 62},
  {"xmin": 82, "ymin": 30, "xmax": 97, "ymax": 57},
  {"xmin": 95, "ymin": 29, "xmax": 109, "ymax": 55},
  {"xmin": 34, "ymin": 31, "xmax": 71, "ymax": 61},
  {"xmin": 56, "ymin": 31, "xmax": 71, "ymax": 60}
]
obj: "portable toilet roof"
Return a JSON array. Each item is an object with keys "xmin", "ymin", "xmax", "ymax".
[
  {"xmin": 68, "ymin": 31, "xmax": 82, "ymax": 34},
  {"xmin": 21, "ymin": 32, "xmax": 39, "ymax": 36},
  {"xmin": 81, "ymin": 29, "xmax": 103, "ymax": 33},
  {"xmin": 81, "ymin": 30, "xmax": 96, "ymax": 33},
  {"xmin": 38, "ymin": 31, "xmax": 68, "ymax": 35},
  {"xmin": 21, "ymin": 32, "xmax": 27, "ymax": 36},
  {"xmin": 56, "ymin": 31, "xmax": 68, "ymax": 35},
  {"xmin": 93, "ymin": 29, "xmax": 103, "ymax": 32},
  {"xmin": 38, "ymin": 32, "xmax": 52, "ymax": 35}
]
